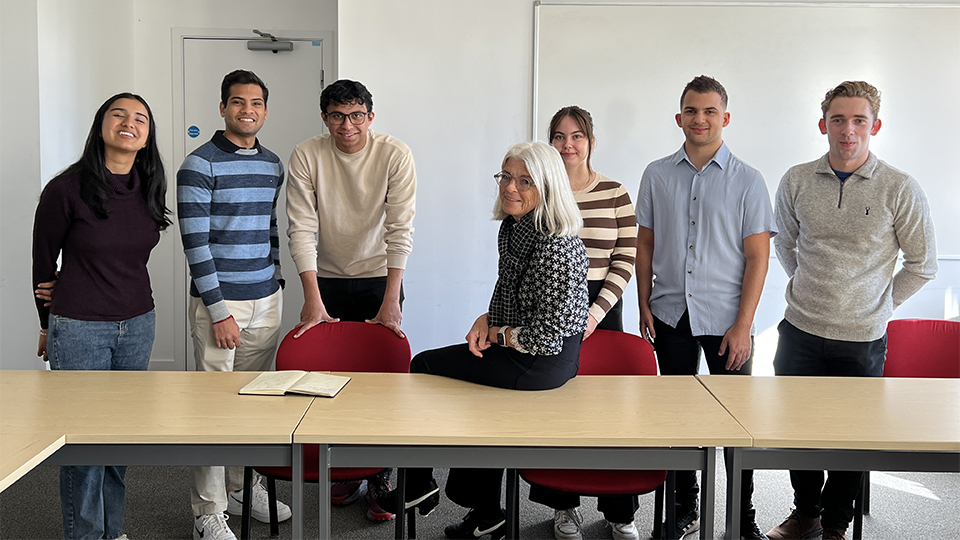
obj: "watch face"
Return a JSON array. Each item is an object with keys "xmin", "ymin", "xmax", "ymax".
[{"xmin": 497, "ymin": 329, "xmax": 506, "ymax": 346}]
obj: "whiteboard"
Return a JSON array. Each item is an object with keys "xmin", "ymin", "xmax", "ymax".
[{"xmin": 535, "ymin": 2, "xmax": 960, "ymax": 255}]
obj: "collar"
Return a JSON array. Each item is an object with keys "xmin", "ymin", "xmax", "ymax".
[
  {"xmin": 815, "ymin": 151, "xmax": 878, "ymax": 180},
  {"xmin": 211, "ymin": 130, "xmax": 261, "ymax": 154},
  {"xmin": 673, "ymin": 142, "xmax": 730, "ymax": 170}
]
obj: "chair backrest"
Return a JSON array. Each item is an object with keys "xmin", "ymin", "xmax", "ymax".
[
  {"xmin": 275, "ymin": 321, "xmax": 411, "ymax": 373},
  {"xmin": 577, "ymin": 329, "xmax": 658, "ymax": 376},
  {"xmin": 884, "ymin": 318, "xmax": 960, "ymax": 378}
]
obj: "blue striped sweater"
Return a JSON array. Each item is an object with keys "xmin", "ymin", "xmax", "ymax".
[{"xmin": 177, "ymin": 131, "xmax": 284, "ymax": 322}]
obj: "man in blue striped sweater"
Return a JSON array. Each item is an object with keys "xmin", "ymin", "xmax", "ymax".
[{"xmin": 177, "ymin": 70, "xmax": 290, "ymax": 540}]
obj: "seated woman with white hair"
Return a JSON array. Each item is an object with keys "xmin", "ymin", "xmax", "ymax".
[{"xmin": 375, "ymin": 141, "xmax": 590, "ymax": 539}]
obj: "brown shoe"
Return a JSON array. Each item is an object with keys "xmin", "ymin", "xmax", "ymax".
[
  {"xmin": 822, "ymin": 529, "xmax": 848, "ymax": 540},
  {"xmin": 765, "ymin": 509, "xmax": 822, "ymax": 540}
]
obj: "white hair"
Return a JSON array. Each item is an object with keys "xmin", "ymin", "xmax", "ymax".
[{"xmin": 492, "ymin": 142, "xmax": 583, "ymax": 237}]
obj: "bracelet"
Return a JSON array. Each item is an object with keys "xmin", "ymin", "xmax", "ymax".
[{"xmin": 39, "ymin": 329, "xmax": 48, "ymax": 336}]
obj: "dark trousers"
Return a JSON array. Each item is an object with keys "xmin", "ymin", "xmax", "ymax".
[
  {"xmin": 317, "ymin": 276, "xmax": 404, "ymax": 321},
  {"xmin": 588, "ymin": 280, "xmax": 624, "ymax": 332},
  {"xmin": 653, "ymin": 311, "xmax": 757, "ymax": 522},
  {"xmin": 773, "ymin": 319, "xmax": 886, "ymax": 531},
  {"xmin": 405, "ymin": 334, "xmax": 583, "ymax": 513}
]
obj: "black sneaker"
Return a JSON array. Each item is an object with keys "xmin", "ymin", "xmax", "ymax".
[
  {"xmin": 444, "ymin": 509, "xmax": 506, "ymax": 539},
  {"xmin": 740, "ymin": 518, "xmax": 769, "ymax": 540},
  {"xmin": 676, "ymin": 508, "xmax": 700, "ymax": 539},
  {"xmin": 374, "ymin": 478, "xmax": 441, "ymax": 516}
]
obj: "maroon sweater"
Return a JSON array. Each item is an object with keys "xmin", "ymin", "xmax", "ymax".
[{"xmin": 33, "ymin": 170, "xmax": 160, "ymax": 329}]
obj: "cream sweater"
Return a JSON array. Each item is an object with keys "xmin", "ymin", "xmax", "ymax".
[{"xmin": 286, "ymin": 130, "xmax": 416, "ymax": 278}]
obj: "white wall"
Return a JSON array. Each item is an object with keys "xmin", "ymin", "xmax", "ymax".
[{"xmin": 1, "ymin": 0, "xmax": 43, "ymax": 370}]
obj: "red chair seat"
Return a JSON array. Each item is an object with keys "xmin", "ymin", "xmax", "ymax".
[
  {"xmin": 255, "ymin": 443, "xmax": 385, "ymax": 481},
  {"xmin": 883, "ymin": 319, "xmax": 960, "ymax": 378},
  {"xmin": 520, "ymin": 468, "xmax": 667, "ymax": 496}
]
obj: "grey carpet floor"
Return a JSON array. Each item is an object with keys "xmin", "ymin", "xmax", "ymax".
[{"xmin": 2, "ymin": 459, "xmax": 958, "ymax": 539}]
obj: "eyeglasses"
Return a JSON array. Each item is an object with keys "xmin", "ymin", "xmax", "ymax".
[
  {"xmin": 324, "ymin": 111, "xmax": 370, "ymax": 125},
  {"xmin": 494, "ymin": 172, "xmax": 535, "ymax": 192}
]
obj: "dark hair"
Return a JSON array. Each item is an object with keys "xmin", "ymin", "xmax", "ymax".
[
  {"xmin": 57, "ymin": 93, "xmax": 171, "ymax": 230},
  {"xmin": 221, "ymin": 69, "xmax": 269, "ymax": 106},
  {"xmin": 319, "ymin": 79, "xmax": 373, "ymax": 114},
  {"xmin": 548, "ymin": 106, "xmax": 596, "ymax": 171},
  {"xmin": 680, "ymin": 75, "xmax": 728, "ymax": 110}
]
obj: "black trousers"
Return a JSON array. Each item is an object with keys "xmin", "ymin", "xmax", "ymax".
[
  {"xmin": 317, "ymin": 276, "xmax": 404, "ymax": 321},
  {"xmin": 588, "ymin": 279, "xmax": 624, "ymax": 332},
  {"xmin": 773, "ymin": 319, "xmax": 886, "ymax": 531},
  {"xmin": 653, "ymin": 310, "xmax": 757, "ymax": 522},
  {"xmin": 405, "ymin": 334, "xmax": 583, "ymax": 514}
]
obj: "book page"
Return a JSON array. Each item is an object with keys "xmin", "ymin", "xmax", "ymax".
[
  {"xmin": 238, "ymin": 371, "xmax": 307, "ymax": 395},
  {"xmin": 288, "ymin": 372, "xmax": 351, "ymax": 397}
]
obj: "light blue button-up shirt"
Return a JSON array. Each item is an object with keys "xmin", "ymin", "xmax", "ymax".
[{"xmin": 636, "ymin": 143, "xmax": 776, "ymax": 336}]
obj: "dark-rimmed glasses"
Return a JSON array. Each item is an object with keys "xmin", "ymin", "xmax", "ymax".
[{"xmin": 324, "ymin": 111, "xmax": 370, "ymax": 125}]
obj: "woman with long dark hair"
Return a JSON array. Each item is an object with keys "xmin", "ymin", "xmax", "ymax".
[{"xmin": 32, "ymin": 92, "xmax": 171, "ymax": 540}]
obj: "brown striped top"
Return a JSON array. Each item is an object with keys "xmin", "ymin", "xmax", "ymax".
[{"xmin": 574, "ymin": 173, "xmax": 638, "ymax": 323}]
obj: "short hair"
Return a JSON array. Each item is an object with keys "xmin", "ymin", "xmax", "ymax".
[
  {"xmin": 680, "ymin": 75, "xmax": 728, "ymax": 110},
  {"xmin": 548, "ymin": 106, "xmax": 596, "ymax": 172},
  {"xmin": 821, "ymin": 81, "xmax": 881, "ymax": 120},
  {"xmin": 220, "ymin": 70, "xmax": 269, "ymax": 106},
  {"xmin": 492, "ymin": 142, "xmax": 583, "ymax": 237},
  {"xmin": 319, "ymin": 79, "xmax": 373, "ymax": 114}
]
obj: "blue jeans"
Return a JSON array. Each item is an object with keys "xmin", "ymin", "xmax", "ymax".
[{"xmin": 48, "ymin": 310, "xmax": 155, "ymax": 540}]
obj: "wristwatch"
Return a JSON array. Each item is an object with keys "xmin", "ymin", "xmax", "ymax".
[{"xmin": 497, "ymin": 326, "xmax": 509, "ymax": 346}]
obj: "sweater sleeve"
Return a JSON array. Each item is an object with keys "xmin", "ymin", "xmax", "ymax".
[
  {"xmin": 591, "ymin": 187, "xmax": 637, "ymax": 323},
  {"xmin": 271, "ymin": 161, "xmax": 284, "ymax": 286},
  {"xmin": 285, "ymin": 144, "xmax": 321, "ymax": 275},
  {"xmin": 774, "ymin": 170, "xmax": 800, "ymax": 278},
  {"xmin": 517, "ymin": 237, "xmax": 589, "ymax": 356},
  {"xmin": 383, "ymin": 149, "xmax": 416, "ymax": 269},
  {"xmin": 891, "ymin": 176, "xmax": 938, "ymax": 307},
  {"xmin": 177, "ymin": 154, "xmax": 230, "ymax": 323},
  {"xmin": 32, "ymin": 179, "xmax": 73, "ymax": 329}
]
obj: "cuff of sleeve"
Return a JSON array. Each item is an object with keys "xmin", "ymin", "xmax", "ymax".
[
  {"xmin": 291, "ymin": 253, "xmax": 318, "ymax": 275},
  {"xmin": 207, "ymin": 301, "xmax": 231, "ymax": 324},
  {"xmin": 588, "ymin": 304, "xmax": 607, "ymax": 325},
  {"xmin": 386, "ymin": 253, "xmax": 408, "ymax": 270},
  {"xmin": 511, "ymin": 327, "xmax": 529, "ymax": 354}
]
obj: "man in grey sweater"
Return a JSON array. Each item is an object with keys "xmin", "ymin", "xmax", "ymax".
[{"xmin": 767, "ymin": 81, "xmax": 938, "ymax": 540}]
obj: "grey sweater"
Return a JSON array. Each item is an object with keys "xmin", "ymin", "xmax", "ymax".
[{"xmin": 775, "ymin": 152, "xmax": 937, "ymax": 342}]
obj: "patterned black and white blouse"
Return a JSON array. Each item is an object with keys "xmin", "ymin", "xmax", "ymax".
[{"xmin": 488, "ymin": 214, "xmax": 589, "ymax": 356}]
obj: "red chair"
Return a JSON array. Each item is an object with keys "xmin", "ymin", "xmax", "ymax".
[
  {"xmin": 512, "ymin": 330, "xmax": 672, "ymax": 539},
  {"xmin": 240, "ymin": 322, "xmax": 411, "ymax": 539},
  {"xmin": 853, "ymin": 318, "xmax": 960, "ymax": 540}
]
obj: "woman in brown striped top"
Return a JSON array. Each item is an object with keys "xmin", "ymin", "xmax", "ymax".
[
  {"xmin": 530, "ymin": 107, "xmax": 641, "ymax": 540},
  {"xmin": 550, "ymin": 106, "xmax": 637, "ymax": 340}
]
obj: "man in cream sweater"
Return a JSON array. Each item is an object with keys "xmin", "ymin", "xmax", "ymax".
[{"xmin": 767, "ymin": 81, "xmax": 937, "ymax": 540}]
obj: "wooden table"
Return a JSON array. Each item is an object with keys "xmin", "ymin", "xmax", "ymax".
[
  {"xmin": 0, "ymin": 370, "xmax": 314, "ymax": 537},
  {"xmin": 296, "ymin": 373, "xmax": 752, "ymax": 540},
  {"xmin": 697, "ymin": 375, "xmax": 960, "ymax": 539}
]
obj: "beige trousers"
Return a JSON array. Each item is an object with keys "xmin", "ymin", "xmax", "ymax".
[{"xmin": 188, "ymin": 289, "xmax": 282, "ymax": 515}]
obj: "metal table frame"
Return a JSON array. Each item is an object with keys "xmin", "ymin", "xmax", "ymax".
[
  {"xmin": 725, "ymin": 448, "xmax": 960, "ymax": 539},
  {"xmin": 312, "ymin": 444, "xmax": 719, "ymax": 540}
]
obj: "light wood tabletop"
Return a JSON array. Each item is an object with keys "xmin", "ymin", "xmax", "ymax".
[
  {"xmin": 0, "ymin": 431, "xmax": 65, "ymax": 492},
  {"xmin": 0, "ymin": 370, "xmax": 314, "ymax": 445},
  {"xmin": 296, "ymin": 372, "xmax": 751, "ymax": 447},
  {"xmin": 697, "ymin": 375, "xmax": 960, "ymax": 451}
]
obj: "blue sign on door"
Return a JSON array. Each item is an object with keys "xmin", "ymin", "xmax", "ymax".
[{"xmin": 188, "ymin": 125, "xmax": 200, "ymax": 138}]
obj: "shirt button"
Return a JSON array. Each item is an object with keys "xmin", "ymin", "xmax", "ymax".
[
  {"xmin": 689, "ymin": 245, "xmax": 694, "ymax": 250},
  {"xmin": 688, "ymin": 270, "xmax": 692, "ymax": 274},
  {"xmin": 688, "ymin": 294, "xmax": 692, "ymax": 297},
  {"xmin": 691, "ymin": 221, "xmax": 696, "ymax": 225},
  {"xmin": 692, "ymin": 196, "xmax": 697, "ymax": 200}
]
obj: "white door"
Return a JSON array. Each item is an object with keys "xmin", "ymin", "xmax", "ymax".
[{"xmin": 160, "ymin": 29, "xmax": 333, "ymax": 371}]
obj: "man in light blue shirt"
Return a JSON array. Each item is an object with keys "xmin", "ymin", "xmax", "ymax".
[{"xmin": 635, "ymin": 75, "xmax": 776, "ymax": 540}]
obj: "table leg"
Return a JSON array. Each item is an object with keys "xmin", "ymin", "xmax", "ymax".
[
  {"xmin": 319, "ymin": 444, "xmax": 331, "ymax": 540},
  {"xmin": 396, "ymin": 468, "xmax": 407, "ymax": 539},
  {"xmin": 726, "ymin": 447, "xmax": 742, "ymax": 540},
  {"xmin": 292, "ymin": 444, "xmax": 304, "ymax": 540},
  {"xmin": 701, "ymin": 447, "xmax": 716, "ymax": 540},
  {"xmin": 505, "ymin": 469, "xmax": 518, "ymax": 540}
]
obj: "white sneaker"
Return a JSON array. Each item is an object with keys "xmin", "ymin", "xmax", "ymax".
[
  {"xmin": 193, "ymin": 513, "xmax": 237, "ymax": 540},
  {"xmin": 554, "ymin": 508, "xmax": 584, "ymax": 540},
  {"xmin": 227, "ymin": 481, "xmax": 292, "ymax": 523},
  {"xmin": 608, "ymin": 520, "xmax": 640, "ymax": 540}
]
